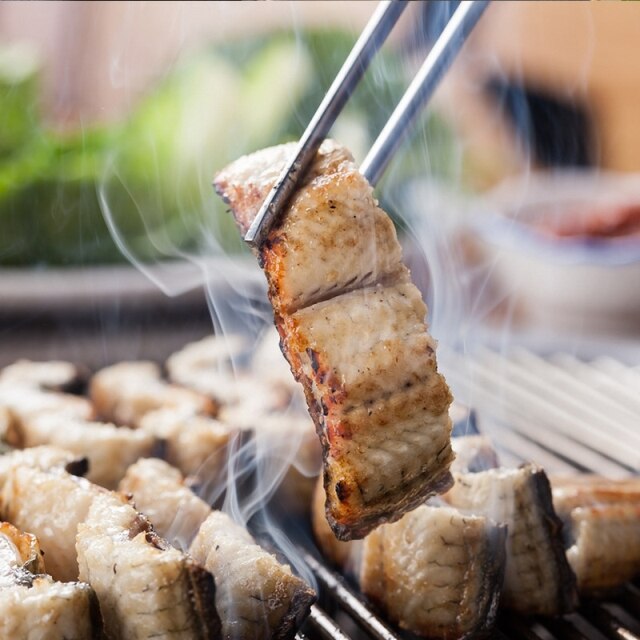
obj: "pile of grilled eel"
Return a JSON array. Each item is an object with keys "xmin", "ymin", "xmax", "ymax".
[
  {"xmin": 0, "ymin": 348, "xmax": 318, "ymax": 639},
  {"xmin": 1, "ymin": 343, "xmax": 639, "ymax": 639}
]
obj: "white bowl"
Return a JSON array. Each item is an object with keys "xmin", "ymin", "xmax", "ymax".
[{"xmin": 473, "ymin": 171, "xmax": 640, "ymax": 333}]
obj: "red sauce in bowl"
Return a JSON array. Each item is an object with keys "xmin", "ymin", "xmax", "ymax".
[{"xmin": 533, "ymin": 203, "xmax": 640, "ymax": 240}]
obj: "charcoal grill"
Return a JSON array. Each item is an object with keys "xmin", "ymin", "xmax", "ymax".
[{"xmin": 294, "ymin": 349, "xmax": 640, "ymax": 640}]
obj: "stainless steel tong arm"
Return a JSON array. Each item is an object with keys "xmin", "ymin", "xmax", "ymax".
[{"xmin": 243, "ymin": 0, "xmax": 489, "ymax": 248}]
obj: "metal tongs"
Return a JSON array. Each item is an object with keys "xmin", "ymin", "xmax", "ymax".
[{"xmin": 244, "ymin": 0, "xmax": 490, "ymax": 248}]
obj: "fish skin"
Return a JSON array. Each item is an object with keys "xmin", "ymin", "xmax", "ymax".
[{"xmin": 215, "ymin": 140, "xmax": 454, "ymax": 540}]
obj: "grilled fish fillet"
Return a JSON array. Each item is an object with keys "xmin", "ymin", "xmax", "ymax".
[
  {"xmin": 0, "ymin": 521, "xmax": 100, "ymax": 639},
  {"xmin": 0, "ymin": 359, "xmax": 85, "ymax": 393},
  {"xmin": 0, "ymin": 445, "xmax": 86, "ymax": 490},
  {"xmin": 444, "ymin": 464, "xmax": 577, "ymax": 616},
  {"xmin": 166, "ymin": 335, "xmax": 252, "ymax": 401},
  {"xmin": 360, "ymin": 505, "xmax": 506, "ymax": 639},
  {"xmin": 0, "ymin": 577, "xmax": 100, "ymax": 640},
  {"xmin": 552, "ymin": 476, "xmax": 640, "ymax": 594},
  {"xmin": 139, "ymin": 407, "xmax": 235, "ymax": 479},
  {"xmin": 215, "ymin": 141, "xmax": 454, "ymax": 540},
  {"xmin": 190, "ymin": 511, "xmax": 315, "ymax": 640},
  {"xmin": 120, "ymin": 458, "xmax": 212, "ymax": 548},
  {"xmin": 0, "ymin": 383, "xmax": 94, "ymax": 428},
  {"xmin": 90, "ymin": 361, "xmax": 216, "ymax": 427},
  {"xmin": 6, "ymin": 413, "xmax": 156, "ymax": 489},
  {"xmin": 77, "ymin": 492, "xmax": 221, "ymax": 640},
  {"xmin": 122, "ymin": 458, "xmax": 315, "ymax": 639},
  {"xmin": 1, "ymin": 466, "xmax": 105, "ymax": 581}
]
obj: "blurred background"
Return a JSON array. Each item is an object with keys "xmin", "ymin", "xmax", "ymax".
[{"xmin": 1, "ymin": 1, "xmax": 640, "ymax": 367}]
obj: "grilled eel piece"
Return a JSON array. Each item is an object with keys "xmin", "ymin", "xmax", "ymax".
[
  {"xmin": 5, "ymin": 413, "xmax": 156, "ymax": 489},
  {"xmin": 0, "ymin": 445, "xmax": 88, "ymax": 490},
  {"xmin": 552, "ymin": 475, "xmax": 640, "ymax": 595},
  {"xmin": 444, "ymin": 464, "xmax": 578, "ymax": 616},
  {"xmin": 1, "ymin": 467, "xmax": 221, "ymax": 639},
  {"xmin": 139, "ymin": 407, "xmax": 236, "ymax": 480},
  {"xmin": 0, "ymin": 359, "xmax": 86, "ymax": 393},
  {"xmin": 90, "ymin": 361, "xmax": 216, "ymax": 427},
  {"xmin": 0, "ymin": 383, "xmax": 94, "ymax": 429},
  {"xmin": 0, "ymin": 522, "xmax": 100, "ymax": 639},
  {"xmin": 310, "ymin": 475, "xmax": 505, "ymax": 639},
  {"xmin": 121, "ymin": 458, "xmax": 316, "ymax": 640},
  {"xmin": 77, "ymin": 492, "xmax": 220, "ymax": 640},
  {"xmin": 190, "ymin": 512, "xmax": 315, "ymax": 640},
  {"xmin": 360, "ymin": 505, "xmax": 506, "ymax": 639},
  {"xmin": 215, "ymin": 140, "xmax": 454, "ymax": 540},
  {"xmin": 120, "ymin": 458, "xmax": 213, "ymax": 547}
]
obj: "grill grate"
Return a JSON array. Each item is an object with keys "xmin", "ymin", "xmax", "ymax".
[{"xmin": 296, "ymin": 349, "xmax": 640, "ymax": 640}]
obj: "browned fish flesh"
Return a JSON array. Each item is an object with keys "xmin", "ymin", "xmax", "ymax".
[
  {"xmin": 444, "ymin": 464, "xmax": 578, "ymax": 616},
  {"xmin": 0, "ymin": 521, "xmax": 46, "ymax": 584},
  {"xmin": 215, "ymin": 141, "xmax": 454, "ymax": 540},
  {"xmin": 311, "ymin": 475, "xmax": 361, "ymax": 575},
  {"xmin": 0, "ymin": 521, "xmax": 101, "ymax": 639},
  {"xmin": 90, "ymin": 361, "xmax": 216, "ymax": 427},
  {"xmin": 360, "ymin": 505, "xmax": 506, "ymax": 639},
  {"xmin": 2, "ymin": 464, "xmax": 221, "ymax": 638},
  {"xmin": 123, "ymin": 457, "xmax": 315, "ymax": 639},
  {"xmin": 552, "ymin": 475, "xmax": 640, "ymax": 595}
]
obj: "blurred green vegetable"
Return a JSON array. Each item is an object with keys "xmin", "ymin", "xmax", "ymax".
[
  {"xmin": 0, "ymin": 31, "xmax": 457, "ymax": 267},
  {"xmin": 0, "ymin": 42, "xmax": 41, "ymax": 158}
]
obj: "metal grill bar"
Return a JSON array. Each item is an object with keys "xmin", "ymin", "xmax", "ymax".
[
  {"xmin": 306, "ymin": 605, "xmax": 353, "ymax": 640},
  {"xmin": 581, "ymin": 605, "xmax": 640, "ymax": 640},
  {"xmin": 302, "ymin": 551, "xmax": 400, "ymax": 640}
]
